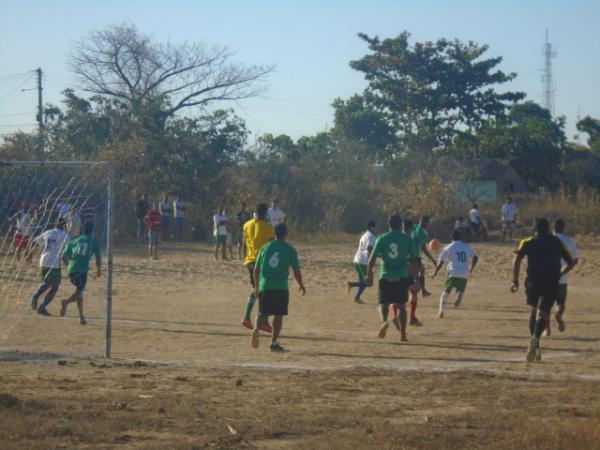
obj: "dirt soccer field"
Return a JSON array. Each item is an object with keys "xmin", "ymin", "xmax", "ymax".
[{"xmin": 1, "ymin": 237, "xmax": 600, "ymax": 449}]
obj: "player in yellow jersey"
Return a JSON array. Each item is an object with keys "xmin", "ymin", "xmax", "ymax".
[{"xmin": 241, "ymin": 203, "xmax": 274, "ymax": 330}]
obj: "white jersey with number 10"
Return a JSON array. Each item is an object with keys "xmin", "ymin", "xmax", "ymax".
[{"xmin": 438, "ymin": 241, "xmax": 477, "ymax": 279}]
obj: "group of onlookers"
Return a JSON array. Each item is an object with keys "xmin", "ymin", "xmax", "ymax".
[
  {"xmin": 454, "ymin": 196, "xmax": 519, "ymax": 242},
  {"xmin": 135, "ymin": 193, "xmax": 187, "ymax": 259}
]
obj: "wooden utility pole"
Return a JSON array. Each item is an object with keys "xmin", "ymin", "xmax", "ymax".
[{"xmin": 36, "ymin": 67, "xmax": 44, "ymax": 151}]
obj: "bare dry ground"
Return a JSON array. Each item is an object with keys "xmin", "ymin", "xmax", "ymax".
[{"xmin": 1, "ymin": 237, "xmax": 600, "ymax": 449}]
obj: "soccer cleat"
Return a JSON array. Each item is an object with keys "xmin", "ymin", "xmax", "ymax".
[
  {"xmin": 378, "ymin": 322, "xmax": 389, "ymax": 339},
  {"xmin": 438, "ymin": 310, "xmax": 444, "ymax": 319},
  {"xmin": 251, "ymin": 328, "xmax": 260, "ymax": 349},
  {"xmin": 555, "ymin": 314, "xmax": 566, "ymax": 332},
  {"xmin": 526, "ymin": 337, "xmax": 539, "ymax": 363},
  {"xmin": 535, "ymin": 347, "xmax": 542, "ymax": 362},
  {"xmin": 354, "ymin": 297, "xmax": 364, "ymax": 304},
  {"xmin": 259, "ymin": 323, "xmax": 273, "ymax": 334},
  {"xmin": 79, "ymin": 316, "xmax": 88, "ymax": 325},
  {"xmin": 400, "ymin": 333, "xmax": 408, "ymax": 342},
  {"xmin": 270, "ymin": 343, "xmax": 285, "ymax": 352},
  {"xmin": 422, "ymin": 290, "xmax": 432, "ymax": 297},
  {"xmin": 30, "ymin": 295, "xmax": 38, "ymax": 310},
  {"xmin": 392, "ymin": 317, "xmax": 401, "ymax": 331},
  {"xmin": 543, "ymin": 328, "xmax": 551, "ymax": 337},
  {"xmin": 37, "ymin": 307, "xmax": 51, "ymax": 316},
  {"xmin": 241, "ymin": 318, "xmax": 253, "ymax": 330},
  {"xmin": 60, "ymin": 300, "xmax": 68, "ymax": 317},
  {"xmin": 409, "ymin": 317, "xmax": 423, "ymax": 327}
]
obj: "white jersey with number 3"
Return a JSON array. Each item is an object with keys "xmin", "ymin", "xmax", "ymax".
[{"xmin": 438, "ymin": 241, "xmax": 477, "ymax": 279}]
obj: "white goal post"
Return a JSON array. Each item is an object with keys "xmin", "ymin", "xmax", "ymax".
[{"xmin": 0, "ymin": 160, "xmax": 115, "ymax": 358}]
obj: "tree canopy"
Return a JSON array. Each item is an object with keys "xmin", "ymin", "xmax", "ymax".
[{"xmin": 344, "ymin": 32, "xmax": 525, "ymax": 157}]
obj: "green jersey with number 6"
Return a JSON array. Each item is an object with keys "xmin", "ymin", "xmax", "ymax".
[
  {"xmin": 256, "ymin": 239, "xmax": 300, "ymax": 291},
  {"xmin": 62, "ymin": 234, "xmax": 101, "ymax": 274},
  {"xmin": 371, "ymin": 231, "xmax": 417, "ymax": 279}
]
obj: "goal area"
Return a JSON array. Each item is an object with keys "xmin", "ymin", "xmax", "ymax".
[{"xmin": 0, "ymin": 161, "xmax": 115, "ymax": 358}]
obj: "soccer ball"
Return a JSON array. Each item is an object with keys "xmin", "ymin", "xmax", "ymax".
[{"xmin": 428, "ymin": 239, "xmax": 441, "ymax": 252}]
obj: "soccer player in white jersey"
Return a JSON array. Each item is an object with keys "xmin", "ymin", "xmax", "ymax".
[
  {"xmin": 546, "ymin": 218, "xmax": 579, "ymax": 335},
  {"xmin": 267, "ymin": 199, "xmax": 285, "ymax": 227},
  {"xmin": 347, "ymin": 220, "xmax": 377, "ymax": 304},
  {"xmin": 213, "ymin": 207, "xmax": 230, "ymax": 261},
  {"xmin": 432, "ymin": 230, "xmax": 479, "ymax": 318},
  {"xmin": 9, "ymin": 202, "xmax": 33, "ymax": 262},
  {"xmin": 501, "ymin": 196, "xmax": 518, "ymax": 241},
  {"xmin": 30, "ymin": 218, "xmax": 70, "ymax": 316}
]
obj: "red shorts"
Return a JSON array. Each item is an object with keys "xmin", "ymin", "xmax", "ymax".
[{"xmin": 14, "ymin": 233, "xmax": 30, "ymax": 250}]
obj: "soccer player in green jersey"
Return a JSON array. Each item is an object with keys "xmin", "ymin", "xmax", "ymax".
[
  {"xmin": 412, "ymin": 216, "xmax": 437, "ymax": 300},
  {"xmin": 251, "ymin": 223, "xmax": 305, "ymax": 352},
  {"xmin": 366, "ymin": 215, "xmax": 420, "ymax": 342},
  {"xmin": 60, "ymin": 222, "xmax": 102, "ymax": 325}
]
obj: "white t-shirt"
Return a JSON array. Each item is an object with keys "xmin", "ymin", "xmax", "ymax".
[
  {"xmin": 268, "ymin": 208, "xmax": 285, "ymax": 226},
  {"xmin": 213, "ymin": 214, "xmax": 229, "ymax": 235},
  {"xmin": 555, "ymin": 233, "xmax": 578, "ymax": 284},
  {"xmin": 470, "ymin": 208, "xmax": 480, "ymax": 224},
  {"xmin": 16, "ymin": 212, "xmax": 32, "ymax": 235},
  {"xmin": 438, "ymin": 241, "xmax": 477, "ymax": 279},
  {"xmin": 34, "ymin": 228, "xmax": 70, "ymax": 268},
  {"xmin": 159, "ymin": 201, "xmax": 172, "ymax": 217},
  {"xmin": 501, "ymin": 203, "xmax": 518, "ymax": 222},
  {"xmin": 353, "ymin": 230, "xmax": 377, "ymax": 265},
  {"xmin": 174, "ymin": 200, "xmax": 186, "ymax": 218}
]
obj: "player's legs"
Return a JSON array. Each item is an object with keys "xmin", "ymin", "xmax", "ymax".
[
  {"xmin": 397, "ymin": 303, "xmax": 408, "ymax": 341},
  {"xmin": 526, "ymin": 282, "xmax": 556, "ymax": 362},
  {"xmin": 242, "ymin": 264, "xmax": 257, "ymax": 327},
  {"xmin": 271, "ymin": 315, "xmax": 283, "ymax": 345},
  {"xmin": 453, "ymin": 278, "xmax": 467, "ymax": 307},
  {"xmin": 31, "ymin": 281, "xmax": 51, "ymax": 310},
  {"xmin": 554, "ymin": 284, "xmax": 567, "ymax": 332},
  {"xmin": 38, "ymin": 284, "xmax": 59, "ymax": 315},
  {"xmin": 418, "ymin": 259, "xmax": 430, "ymax": 297},
  {"xmin": 409, "ymin": 288, "xmax": 421, "ymax": 326},
  {"xmin": 378, "ymin": 303, "xmax": 390, "ymax": 338},
  {"xmin": 348, "ymin": 263, "xmax": 368, "ymax": 303},
  {"xmin": 438, "ymin": 284, "xmax": 452, "ymax": 318}
]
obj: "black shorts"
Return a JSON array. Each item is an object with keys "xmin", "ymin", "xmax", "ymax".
[
  {"xmin": 259, "ymin": 290, "xmax": 289, "ymax": 316},
  {"xmin": 246, "ymin": 263, "xmax": 255, "ymax": 287},
  {"xmin": 378, "ymin": 278, "xmax": 410, "ymax": 305},
  {"xmin": 556, "ymin": 284, "xmax": 568, "ymax": 307},
  {"xmin": 69, "ymin": 272, "xmax": 88, "ymax": 291},
  {"xmin": 525, "ymin": 278, "xmax": 558, "ymax": 314}
]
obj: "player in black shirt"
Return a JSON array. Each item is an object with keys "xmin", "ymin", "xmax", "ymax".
[
  {"xmin": 512, "ymin": 218, "xmax": 575, "ymax": 362},
  {"xmin": 135, "ymin": 194, "xmax": 149, "ymax": 244}
]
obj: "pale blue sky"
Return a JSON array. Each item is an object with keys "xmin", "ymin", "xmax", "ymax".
[{"xmin": 1, "ymin": 0, "xmax": 599, "ymax": 142}]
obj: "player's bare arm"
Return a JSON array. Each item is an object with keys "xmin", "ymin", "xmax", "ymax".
[
  {"xmin": 432, "ymin": 260, "xmax": 444, "ymax": 278},
  {"xmin": 470, "ymin": 255, "xmax": 479, "ymax": 276},
  {"xmin": 511, "ymin": 254, "xmax": 523, "ymax": 292},
  {"xmin": 253, "ymin": 261, "xmax": 261, "ymax": 299},
  {"xmin": 293, "ymin": 268, "xmax": 306, "ymax": 295},
  {"xmin": 422, "ymin": 246, "xmax": 437, "ymax": 266}
]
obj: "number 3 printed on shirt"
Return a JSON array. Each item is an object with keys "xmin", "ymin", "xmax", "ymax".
[
  {"xmin": 269, "ymin": 252, "xmax": 280, "ymax": 268},
  {"xmin": 388, "ymin": 243, "xmax": 398, "ymax": 259}
]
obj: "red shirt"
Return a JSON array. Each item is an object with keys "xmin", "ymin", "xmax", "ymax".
[{"xmin": 145, "ymin": 210, "xmax": 162, "ymax": 231}]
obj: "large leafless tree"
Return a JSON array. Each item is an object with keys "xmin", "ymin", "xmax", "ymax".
[{"xmin": 70, "ymin": 23, "xmax": 273, "ymax": 117}]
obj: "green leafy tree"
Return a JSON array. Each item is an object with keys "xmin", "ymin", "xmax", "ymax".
[{"xmin": 347, "ymin": 32, "xmax": 525, "ymax": 158}]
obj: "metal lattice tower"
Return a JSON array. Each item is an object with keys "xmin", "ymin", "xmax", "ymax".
[{"xmin": 542, "ymin": 29, "xmax": 557, "ymax": 116}]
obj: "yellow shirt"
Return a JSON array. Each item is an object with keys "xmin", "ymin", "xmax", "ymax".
[{"xmin": 243, "ymin": 218, "xmax": 274, "ymax": 264}]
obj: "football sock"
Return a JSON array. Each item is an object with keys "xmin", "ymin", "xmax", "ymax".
[
  {"xmin": 244, "ymin": 292, "xmax": 256, "ymax": 320},
  {"xmin": 40, "ymin": 285, "xmax": 59, "ymax": 308},
  {"xmin": 356, "ymin": 281, "xmax": 367, "ymax": 297},
  {"xmin": 409, "ymin": 299, "xmax": 417, "ymax": 320},
  {"xmin": 440, "ymin": 292, "xmax": 449, "ymax": 312},
  {"xmin": 533, "ymin": 317, "xmax": 547, "ymax": 338}
]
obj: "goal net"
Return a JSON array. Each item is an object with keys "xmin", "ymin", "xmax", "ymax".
[{"xmin": 0, "ymin": 161, "xmax": 114, "ymax": 359}]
